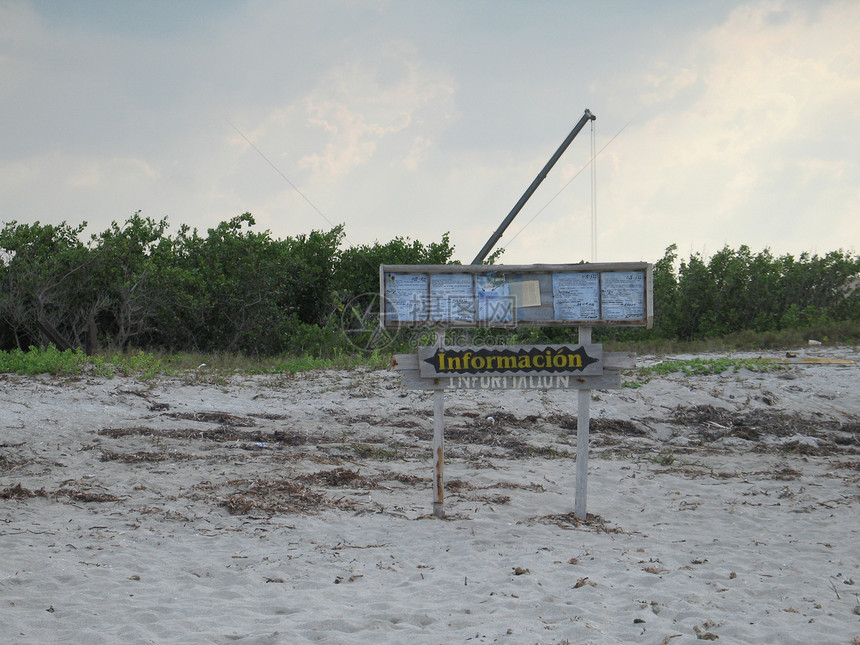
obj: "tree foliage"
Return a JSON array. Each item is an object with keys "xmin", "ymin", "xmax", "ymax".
[
  {"xmin": 0, "ymin": 220, "xmax": 92, "ymax": 350},
  {"xmin": 622, "ymin": 243, "xmax": 860, "ymax": 343},
  {"xmin": 0, "ymin": 214, "xmax": 857, "ymax": 355},
  {"xmin": 0, "ymin": 214, "xmax": 455, "ymax": 355}
]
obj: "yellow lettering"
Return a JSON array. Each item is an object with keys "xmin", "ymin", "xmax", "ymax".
[
  {"xmin": 499, "ymin": 356, "xmax": 517, "ymax": 369},
  {"xmin": 553, "ymin": 353, "xmax": 566, "ymax": 368},
  {"xmin": 567, "ymin": 354, "xmax": 582, "ymax": 367},
  {"xmin": 533, "ymin": 355, "xmax": 544, "ymax": 368},
  {"xmin": 472, "ymin": 356, "xmax": 485, "ymax": 369},
  {"xmin": 517, "ymin": 355, "xmax": 531, "ymax": 369},
  {"xmin": 446, "ymin": 356, "xmax": 462, "ymax": 371}
]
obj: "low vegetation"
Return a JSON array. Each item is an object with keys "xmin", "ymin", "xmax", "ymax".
[
  {"xmin": 639, "ymin": 356, "xmax": 784, "ymax": 377},
  {"xmin": 0, "ymin": 345, "xmax": 164, "ymax": 378},
  {"xmin": 0, "ymin": 345, "xmax": 393, "ymax": 378},
  {"xmin": 1, "ymin": 213, "xmax": 857, "ymax": 363}
]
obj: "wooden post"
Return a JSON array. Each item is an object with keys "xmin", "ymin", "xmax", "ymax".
[
  {"xmin": 85, "ymin": 313, "xmax": 99, "ymax": 356},
  {"xmin": 35, "ymin": 317, "xmax": 73, "ymax": 351},
  {"xmin": 432, "ymin": 327, "xmax": 446, "ymax": 518},
  {"xmin": 575, "ymin": 326, "xmax": 592, "ymax": 521}
]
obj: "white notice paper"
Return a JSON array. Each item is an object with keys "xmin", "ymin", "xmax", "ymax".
[
  {"xmin": 476, "ymin": 274, "xmax": 513, "ymax": 322},
  {"xmin": 552, "ymin": 272, "xmax": 600, "ymax": 321},
  {"xmin": 601, "ymin": 271, "xmax": 645, "ymax": 320},
  {"xmin": 430, "ymin": 273, "xmax": 474, "ymax": 323},
  {"xmin": 385, "ymin": 273, "xmax": 428, "ymax": 322}
]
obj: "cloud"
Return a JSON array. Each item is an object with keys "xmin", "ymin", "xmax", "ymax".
[
  {"xmin": 296, "ymin": 50, "xmax": 455, "ymax": 179},
  {"xmin": 219, "ymin": 40, "xmax": 458, "ymax": 239},
  {"xmin": 2, "ymin": 0, "xmax": 856, "ymax": 266},
  {"xmin": 0, "ymin": 152, "xmax": 159, "ymax": 229},
  {"xmin": 583, "ymin": 0, "xmax": 860, "ymax": 261},
  {"xmin": 641, "ymin": 68, "xmax": 699, "ymax": 105}
]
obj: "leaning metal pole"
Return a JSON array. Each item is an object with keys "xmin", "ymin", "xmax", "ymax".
[{"xmin": 471, "ymin": 109, "xmax": 596, "ymax": 265}]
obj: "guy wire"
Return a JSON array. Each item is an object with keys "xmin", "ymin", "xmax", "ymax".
[
  {"xmin": 591, "ymin": 117, "xmax": 597, "ymax": 262},
  {"xmin": 226, "ymin": 119, "xmax": 342, "ymax": 235},
  {"xmin": 500, "ymin": 120, "xmax": 630, "ymax": 253}
]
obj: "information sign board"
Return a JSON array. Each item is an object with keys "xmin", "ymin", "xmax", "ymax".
[
  {"xmin": 417, "ymin": 344, "xmax": 603, "ymax": 378},
  {"xmin": 381, "ymin": 263, "xmax": 652, "ymax": 329},
  {"xmin": 383, "ymin": 262, "xmax": 646, "ymax": 522}
]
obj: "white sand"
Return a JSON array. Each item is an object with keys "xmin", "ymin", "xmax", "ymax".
[{"xmin": 1, "ymin": 346, "xmax": 858, "ymax": 644}]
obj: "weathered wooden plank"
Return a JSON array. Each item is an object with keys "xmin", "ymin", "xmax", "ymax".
[
  {"xmin": 416, "ymin": 344, "xmax": 604, "ymax": 378},
  {"xmin": 768, "ymin": 357, "xmax": 855, "ymax": 365},
  {"xmin": 392, "ymin": 350, "xmax": 636, "ymax": 371},
  {"xmin": 381, "ymin": 262, "xmax": 650, "ymax": 274},
  {"xmin": 604, "ymin": 351, "xmax": 636, "ymax": 370},
  {"xmin": 396, "ymin": 370, "xmax": 623, "ymax": 391},
  {"xmin": 36, "ymin": 317, "xmax": 73, "ymax": 351}
]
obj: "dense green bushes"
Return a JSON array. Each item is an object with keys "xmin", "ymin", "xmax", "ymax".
[
  {"xmin": 631, "ymin": 243, "xmax": 859, "ymax": 342},
  {"xmin": 0, "ymin": 214, "xmax": 857, "ymax": 355},
  {"xmin": 0, "ymin": 213, "xmax": 454, "ymax": 355}
]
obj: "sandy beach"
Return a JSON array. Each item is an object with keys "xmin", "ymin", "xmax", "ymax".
[{"xmin": 1, "ymin": 346, "xmax": 858, "ymax": 644}]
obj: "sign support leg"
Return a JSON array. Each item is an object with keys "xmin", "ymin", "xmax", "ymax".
[
  {"xmin": 575, "ymin": 326, "xmax": 592, "ymax": 521},
  {"xmin": 432, "ymin": 327, "xmax": 446, "ymax": 518}
]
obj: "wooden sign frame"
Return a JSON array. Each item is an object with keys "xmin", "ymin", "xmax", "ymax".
[
  {"xmin": 380, "ymin": 262, "xmax": 653, "ymax": 330},
  {"xmin": 383, "ymin": 263, "xmax": 646, "ymax": 521}
]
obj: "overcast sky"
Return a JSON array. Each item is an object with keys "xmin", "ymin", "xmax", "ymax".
[{"xmin": 1, "ymin": 0, "xmax": 857, "ymax": 265}]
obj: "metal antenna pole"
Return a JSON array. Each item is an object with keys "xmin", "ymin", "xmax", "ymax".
[{"xmin": 471, "ymin": 109, "xmax": 596, "ymax": 265}]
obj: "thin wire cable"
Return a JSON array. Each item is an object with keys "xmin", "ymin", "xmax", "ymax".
[
  {"xmin": 226, "ymin": 119, "xmax": 341, "ymax": 232},
  {"xmin": 591, "ymin": 118, "xmax": 597, "ymax": 262},
  {"xmin": 500, "ymin": 120, "xmax": 630, "ymax": 252},
  {"xmin": 227, "ymin": 119, "xmax": 400, "ymax": 341}
]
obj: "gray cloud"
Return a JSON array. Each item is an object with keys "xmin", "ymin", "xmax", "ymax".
[{"xmin": 1, "ymin": 0, "xmax": 857, "ymax": 265}]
